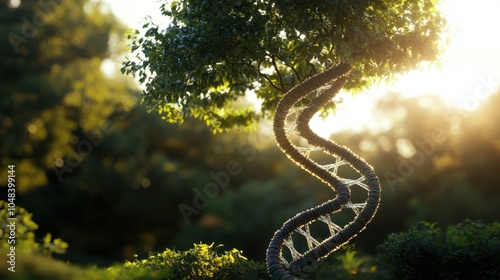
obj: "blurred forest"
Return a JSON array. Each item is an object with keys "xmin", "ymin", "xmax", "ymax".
[{"xmin": 1, "ymin": 0, "xmax": 499, "ymax": 268}]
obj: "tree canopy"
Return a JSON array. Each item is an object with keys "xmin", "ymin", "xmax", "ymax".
[{"xmin": 122, "ymin": 0, "xmax": 447, "ymax": 132}]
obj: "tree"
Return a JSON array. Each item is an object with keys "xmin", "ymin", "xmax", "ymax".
[
  {"xmin": 0, "ymin": 0, "xmax": 136, "ymax": 192},
  {"xmin": 122, "ymin": 0, "xmax": 447, "ymax": 278}
]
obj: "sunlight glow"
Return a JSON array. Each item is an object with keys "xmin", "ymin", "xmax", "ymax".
[
  {"xmin": 313, "ymin": 0, "xmax": 500, "ymax": 134},
  {"xmin": 103, "ymin": 0, "xmax": 165, "ymax": 30},
  {"xmin": 8, "ymin": 0, "xmax": 20, "ymax": 8},
  {"xmin": 391, "ymin": 0, "xmax": 500, "ymax": 106}
]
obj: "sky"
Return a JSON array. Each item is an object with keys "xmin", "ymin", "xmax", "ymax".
[{"xmin": 103, "ymin": 0, "xmax": 500, "ymax": 135}]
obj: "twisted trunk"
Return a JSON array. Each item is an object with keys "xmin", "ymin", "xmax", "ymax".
[{"xmin": 266, "ymin": 63, "xmax": 381, "ymax": 279}]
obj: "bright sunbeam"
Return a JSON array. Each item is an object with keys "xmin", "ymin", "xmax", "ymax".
[
  {"xmin": 392, "ymin": 0, "xmax": 500, "ymax": 107},
  {"xmin": 312, "ymin": 0, "xmax": 500, "ymax": 135}
]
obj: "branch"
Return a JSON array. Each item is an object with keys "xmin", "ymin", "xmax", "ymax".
[
  {"xmin": 306, "ymin": 61, "xmax": 317, "ymax": 78},
  {"xmin": 271, "ymin": 55, "xmax": 286, "ymax": 92},
  {"xmin": 240, "ymin": 58, "xmax": 285, "ymax": 93},
  {"xmin": 259, "ymin": 71, "xmax": 285, "ymax": 93},
  {"xmin": 272, "ymin": 52, "xmax": 302, "ymax": 83},
  {"xmin": 288, "ymin": 63, "xmax": 301, "ymax": 83}
]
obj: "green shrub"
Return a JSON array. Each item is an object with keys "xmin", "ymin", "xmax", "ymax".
[
  {"xmin": 0, "ymin": 200, "xmax": 68, "ymax": 256},
  {"xmin": 377, "ymin": 220, "xmax": 500, "ymax": 279},
  {"xmin": 111, "ymin": 243, "xmax": 268, "ymax": 280},
  {"xmin": 112, "ymin": 243, "xmax": 387, "ymax": 280}
]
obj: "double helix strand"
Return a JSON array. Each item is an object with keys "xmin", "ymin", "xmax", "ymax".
[{"xmin": 266, "ymin": 63, "xmax": 381, "ymax": 279}]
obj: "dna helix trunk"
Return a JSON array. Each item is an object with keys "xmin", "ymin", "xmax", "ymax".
[{"xmin": 266, "ymin": 63, "xmax": 381, "ymax": 280}]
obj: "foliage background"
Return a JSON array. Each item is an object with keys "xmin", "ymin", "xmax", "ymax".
[{"xmin": 1, "ymin": 0, "xmax": 499, "ymax": 274}]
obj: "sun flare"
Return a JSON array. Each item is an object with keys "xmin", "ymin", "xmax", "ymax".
[
  {"xmin": 311, "ymin": 0, "xmax": 500, "ymax": 135},
  {"xmin": 393, "ymin": 0, "xmax": 500, "ymax": 106}
]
